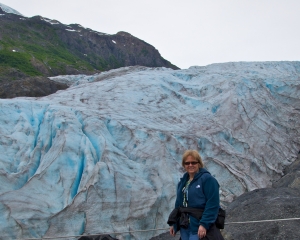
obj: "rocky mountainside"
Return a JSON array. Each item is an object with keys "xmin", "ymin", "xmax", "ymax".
[{"xmin": 0, "ymin": 5, "xmax": 178, "ymax": 84}]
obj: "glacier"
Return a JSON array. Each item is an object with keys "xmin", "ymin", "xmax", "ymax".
[
  {"xmin": 0, "ymin": 3, "xmax": 23, "ymax": 16},
  {"xmin": 0, "ymin": 62, "xmax": 300, "ymax": 239}
]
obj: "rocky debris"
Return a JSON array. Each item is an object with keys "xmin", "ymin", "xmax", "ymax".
[
  {"xmin": 78, "ymin": 235, "xmax": 118, "ymax": 240},
  {"xmin": 78, "ymin": 231, "xmax": 180, "ymax": 240},
  {"xmin": 149, "ymin": 231, "xmax": 180, "ymax": 240},
  {"xmin": 0, "ymin": 76, "xmax": 68, "ymax": 98},
  {"xmin": 222, "ymin": 154, "xmax": 300, "ymax": 240},
  {"xmin": 272, "ymin": 154, "xmax": 300, "ymax": 189},
  {"xmin": 78, "ymin": 232, "xmax": 179, "ymax": 240}
]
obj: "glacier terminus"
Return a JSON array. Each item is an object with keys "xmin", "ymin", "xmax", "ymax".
[{"xmin": 0, "ymin": 62, "xmax": 300, "ymax": 239}]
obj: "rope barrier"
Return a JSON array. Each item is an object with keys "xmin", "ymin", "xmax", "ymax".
[
  {"xmin": 225, "ymin": 217, "xmax": 300, "ymax": 225},
  {"xmin": 17, "ymin": 217, "xmax": 300, "ymax": 240}
]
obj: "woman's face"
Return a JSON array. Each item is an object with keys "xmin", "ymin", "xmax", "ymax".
[{"xmin": 184, "ymin": 155, "xmax": 200, "ymax": 175}]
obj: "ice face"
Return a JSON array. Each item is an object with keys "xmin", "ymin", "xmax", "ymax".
[
  {"xmin": 0, "ymin": 62, "xmax": 300, "ymax": 239},
  {"xmin": 0, "ymin": 3, "xmax": 23, "ymax": 16}
]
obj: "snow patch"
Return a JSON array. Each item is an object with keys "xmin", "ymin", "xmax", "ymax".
[{"xmin": 41, "ymin": 17, "xmax": 60, "ymax": 25}]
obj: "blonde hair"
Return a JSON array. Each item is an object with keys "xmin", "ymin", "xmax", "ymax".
[{"xmin": 182, "ymin": 150, "xmax": 204, "ymax": 168}]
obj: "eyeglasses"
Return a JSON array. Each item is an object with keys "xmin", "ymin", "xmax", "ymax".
[{"xmin": 184, "ymin": 161, "xmax": 199, "ymax": 166}]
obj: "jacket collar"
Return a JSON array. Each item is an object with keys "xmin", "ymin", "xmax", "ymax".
[{"xmin": 180, "ymin": 168, "xmax": 210, "ymax": 182}]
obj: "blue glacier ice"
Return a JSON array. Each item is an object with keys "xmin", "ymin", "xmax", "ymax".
[
  {"xmin": 0, "ymin": 62, "xmax": 300, "ymax": 239},
  {"xmin": 0, "ymin": 3, "xmax": 23, "ymax": 16}
]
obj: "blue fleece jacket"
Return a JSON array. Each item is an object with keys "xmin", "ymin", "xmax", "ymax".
[{"xmin": 174, "ymin": 168, "xmax": 220, "ymax": 233}]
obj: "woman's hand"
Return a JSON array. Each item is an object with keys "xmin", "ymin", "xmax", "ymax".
[
  {"xmin": 169, "ymin": 226, "xmax": 175, "ymax": 236},
  {"xmin": 198, "ymin": 225, "xmax": 207, "ymax": 239}
]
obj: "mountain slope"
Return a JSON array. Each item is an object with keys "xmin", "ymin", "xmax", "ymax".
[
  {"xmin": 0, "ymin": 6, "xmax": 179, "ymax": 82},
  {"xmin": 0, "ymin": 62, "xmax": 299, "ymax": 239}
]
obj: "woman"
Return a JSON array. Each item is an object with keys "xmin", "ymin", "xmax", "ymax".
[{"xmin": 168, "ymin": 150, "xmax": 224, "ymax": 240}]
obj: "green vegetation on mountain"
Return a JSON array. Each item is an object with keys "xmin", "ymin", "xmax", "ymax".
[
  {"xmin": 0, "ymin": 16, "xmax": 97, "ymax": 80},
  {"xmin": 0, "ymin": 11, "xmax": 179, "ymax": 82},
  {"xmin": 0, "ymin": 49, "xmax": 41, "ymax": 76}
]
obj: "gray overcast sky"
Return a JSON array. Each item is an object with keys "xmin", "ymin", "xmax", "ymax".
[{"xmin": 1, "ymin": 0, "xmax": 300, "ymax": 69}]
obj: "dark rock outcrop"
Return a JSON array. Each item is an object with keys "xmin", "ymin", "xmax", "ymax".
[
  {"xmin": 223, "ymin": 154, "xmax": 300, "ymax": 240},
  {"xmin": 272, "ymin": 156, "xmax": 300, "ymax": 189},
  {"xmin": 0, "ymin": 77, "xmax": 68, "ymax": 98}
]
